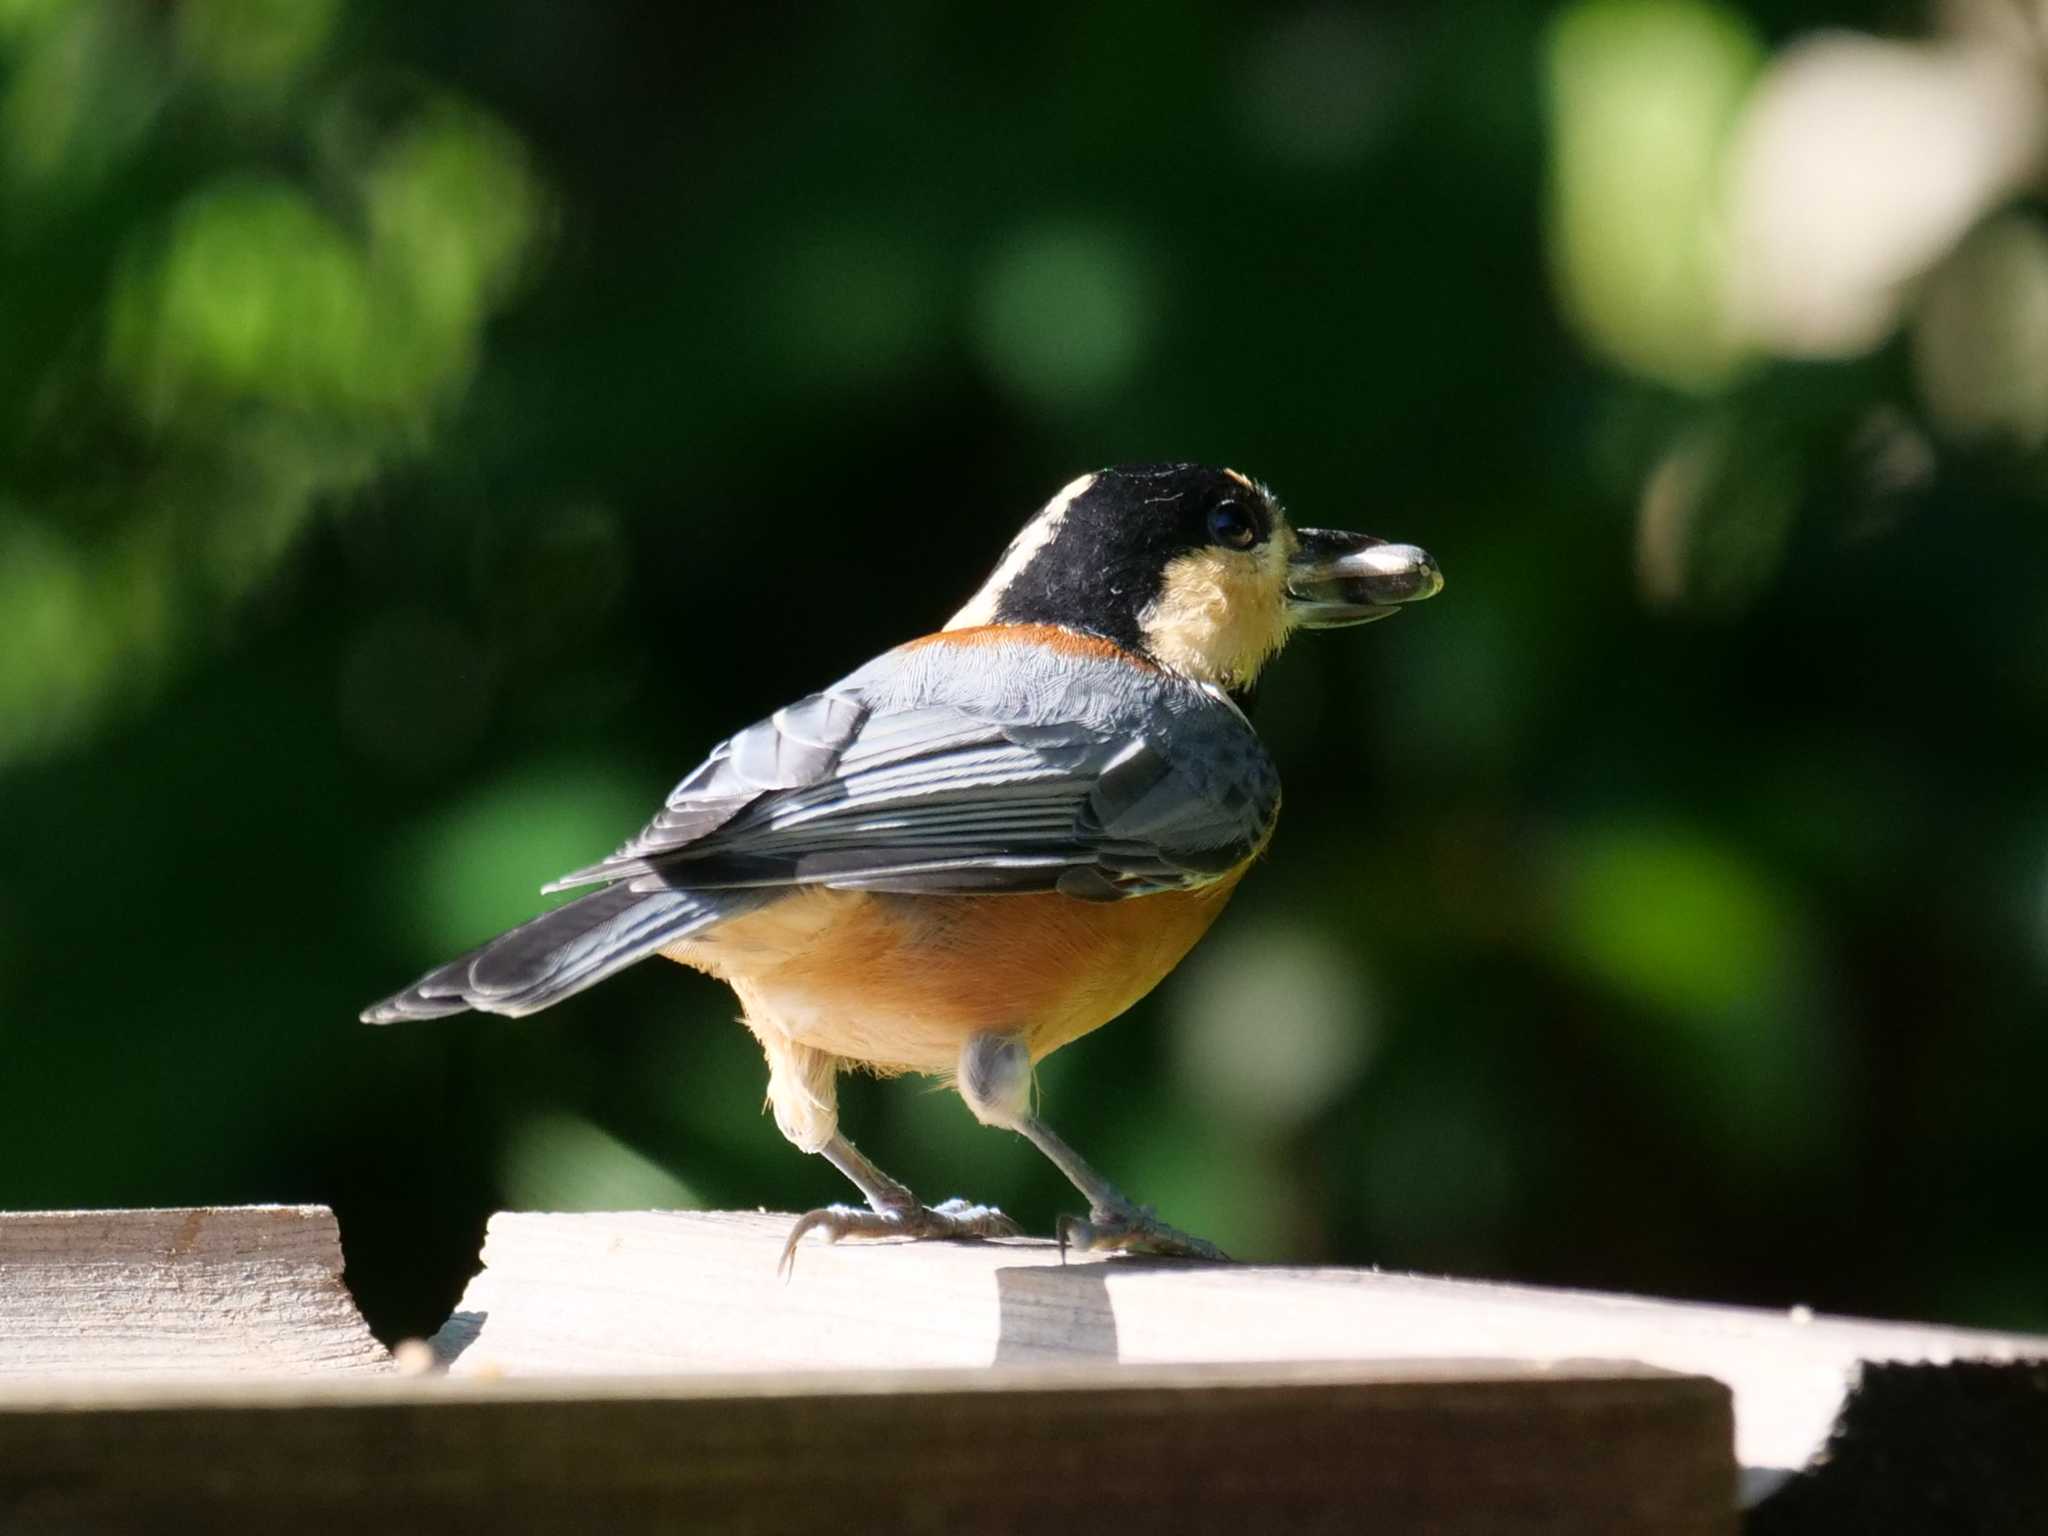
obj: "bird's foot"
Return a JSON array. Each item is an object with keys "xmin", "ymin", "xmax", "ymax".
[
  {"xmin": 779, "ymin": 1197, "xmax": 1021, "ymax": 1277},
  {"xmin": 1056, "ymin": 1203, "xmax": 1230, "ymax": 1262}
]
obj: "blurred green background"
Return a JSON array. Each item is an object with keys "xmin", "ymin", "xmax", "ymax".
[{"xmin": 4, "ymin": 0, "xmax": 2045, "ymax": 1342}]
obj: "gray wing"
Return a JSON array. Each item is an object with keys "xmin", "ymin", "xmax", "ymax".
[{"xmin": 546, "ymin": 641, "xmax": 1279, "ymax": 902}]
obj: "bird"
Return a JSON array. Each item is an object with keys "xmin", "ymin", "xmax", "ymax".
[{"xmin": 362, "ymin": 464, "xmax": 1442, "ymax": 1268}]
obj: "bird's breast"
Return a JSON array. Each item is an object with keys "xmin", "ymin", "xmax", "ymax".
[{"xmin": 663, "ymin": 875, "xmax": 1247, "ymax": 1074}]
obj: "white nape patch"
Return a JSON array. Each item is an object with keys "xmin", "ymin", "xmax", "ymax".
[{"xmin": 944, "ymin": 471, "xmax": 1096, "ymax": 630}]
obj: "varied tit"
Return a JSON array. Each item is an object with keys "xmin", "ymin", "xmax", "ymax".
[{"xmin": 363, "ymin": 464, "xmax": 1442, "ymax": 1266}]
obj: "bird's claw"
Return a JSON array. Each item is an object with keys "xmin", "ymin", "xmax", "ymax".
[
  {"xmin": 779, "ymin": 1197, "xmax": 1021, "ymax": 1277},
  {"xmin": 1056, "ymin": 1205, "xmax": 1230, "ymax": 1262}
]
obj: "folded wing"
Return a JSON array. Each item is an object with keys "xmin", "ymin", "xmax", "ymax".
[
  {"xmin": 546, "ymin": 640, "xmax": 1278, "ymax": 902},
  {"xmin": 363, "ymin": 635, "xmax": 1280, "ymax": 1024}
]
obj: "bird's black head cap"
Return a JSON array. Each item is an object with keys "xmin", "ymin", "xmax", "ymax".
[
  {"xmin": 948, "ymin": 462, "xmax": 1441, "ymax": 692},
  {"xmin": 963, "ymin": 464, "xmax": 1281, "ymax": 653}
]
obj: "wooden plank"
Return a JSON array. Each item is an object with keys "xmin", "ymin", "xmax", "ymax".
[
  {"xmin": 432, "ymin": 1210, "xmax": 2048, "ymax": 1495},
  {"xmin": 0, "ymin": 1206, "xmax": 390, "ymax": 1378},
  {"xmin": 0, "ymin": 1361, "xmax": 1736, "ymax": 1535}
]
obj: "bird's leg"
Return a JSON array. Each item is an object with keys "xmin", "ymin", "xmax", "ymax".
[
  {"xmin": 780, "ymin": 1135, "xmax": 1020, "ymax": 1275},
  {"xmin": 1016, "ymin": 1116, "xmax": 1230, "ymax": 1261},
  {"xmin": 958, "ymin": 1032, "xmax": 1229, "ymax": 1261},
  {"xmin": 765, "ymin": 1036, "xmax": 1019, "ymax": 1274}
]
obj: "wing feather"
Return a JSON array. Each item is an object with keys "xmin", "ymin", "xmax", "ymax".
[{"xmin": 545, "ymin": 640, "xmax": 1278, "ymax": 901}]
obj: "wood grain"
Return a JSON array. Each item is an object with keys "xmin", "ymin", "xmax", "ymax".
[
  {"xmin": 0, "ymin": 1206, "xmax": 390, "ymax": 1378},
  {"xmin": 433, "ymin": 1209, "xmax": 2048, "ymax": 1492},
  {"xmin": 0, "ymin": 1361, "xmax": 1735, "ymax": 1536},
  {"xmin": 8, "ymin": 1203, "xmax": 2041, "ymax": 1529}
]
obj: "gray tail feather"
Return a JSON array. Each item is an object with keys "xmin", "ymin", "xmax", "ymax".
[{"xmin": 359, "ymin": 884, "xmax": 772, "ymax": 1024}]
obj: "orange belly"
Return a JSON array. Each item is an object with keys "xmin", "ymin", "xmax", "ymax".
[{"xmin": 663, "ymin": 874, "xmax": 1246, "ymax": 1074}]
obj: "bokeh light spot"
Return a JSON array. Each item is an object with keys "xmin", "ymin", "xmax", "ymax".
[
  {"xmin": 0, "ymin": 1, "xmax": 161, "ymax": 200},
  {"xmin": 360, "ymin": 102, "xmax": 545, "ymax": 406},
  {"xmin": 0, "ymin": 0, "xmax": 70, "ymax": 44},
  {"xmin": 1559, "ymin": 822, "xmax": 1793, "ymax": 1023},
  {"xmin": 1545, "ymin": 0, "xmax": 1762, "ymax": 391},
  {"xmin": 400, "ymin": 763, "xmax": 655, "ymax": 951},
  {"xmin": 1637, "ymin": 421, "xmax": 1798, "ymax": 614},
  {"xmin": 176, "ymin": 0, "xmax": 338, "ymax": 87},
  {"xmin": 1913, "ymin": 211, "xmax": 2048, "ymax": 450},
  {"xmin": 1236, "ymin": 6, "xmax": 1398, "ymax": 167},
  {"xmin": 1169, "ymin": 919, "xmax": 1377, "ymax": 1132},
  {"xmin": 970, "ymin": 222, "xmax": 1156, "ymax": 412},
  {"xmin": 1553, "ymin": 821, "xmax": 1844, "ymax": 1169},
  {"xmin": 108, "ymin": 179, "xmax": 372, "ymax": 421},
  {"xmin": 1724, "ymin": 35, "xmax": 2046, "ymax": 359},
  {"xmin": 0, "ymin": 513, "xmax": 121, "ymax": 765},
  {"xmin": 107, "ymin": 103, "xmax": 541, "ymax": 429}
]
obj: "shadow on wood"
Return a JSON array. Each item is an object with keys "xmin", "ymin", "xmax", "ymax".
[{"xmin": 991, "ymin": 1263, "xmax": 1120, "ymax": 1362}]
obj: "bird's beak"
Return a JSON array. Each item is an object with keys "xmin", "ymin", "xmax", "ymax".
[{"xmin": 1286, "ymin": 529, "xmax": 1444, "ymax": 628}]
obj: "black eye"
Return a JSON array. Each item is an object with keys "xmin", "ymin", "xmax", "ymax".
[{"xmin": 1208, "ymin": 502, "xmax": 1258, "ymax": 550}]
